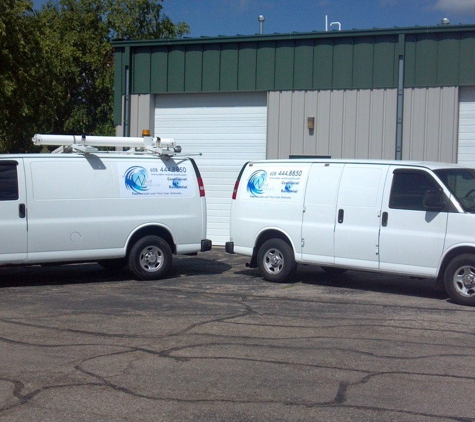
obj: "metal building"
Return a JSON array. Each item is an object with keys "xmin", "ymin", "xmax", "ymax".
[{"xmin": 112, "ymin": 25, "xmax": 475, "ymax": 244}]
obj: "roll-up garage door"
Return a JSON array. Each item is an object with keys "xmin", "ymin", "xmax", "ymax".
[
  {"xmin": 155, "ymin": 92, "xmax": 267, "ymax": 245},
  {"xmin": 458, "ymin": 87, "xmax": 475, "ymax": 165}
]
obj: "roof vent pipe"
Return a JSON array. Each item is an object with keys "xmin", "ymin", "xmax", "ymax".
[
  {"xmin": 441, "ymin": 17, "xmax": 450, "ymax": 25},
  {"xmin": 258, "ymin": 15, "xmax": 265, "ymax": 34},
  {"xmin": 325, "ymin": 15, "xmax": 341, "ymax": 31}
]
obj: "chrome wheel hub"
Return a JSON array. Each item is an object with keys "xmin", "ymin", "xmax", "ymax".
[
  {"xmin": 264, "ymin": 249, "xmax": 284, "ymax": 274},
  {"xmin": 454, "ymin": 266, "xmax": 475, "ymax": 297},
  {"xmin": 140, "ymin": 246, "xmax": 163, "ymax": 272}
]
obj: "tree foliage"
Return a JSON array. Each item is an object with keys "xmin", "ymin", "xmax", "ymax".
[
  {"xmin": 106, "ymin": 0, "xmax": 190, "ymax": 40},
  {"xmin": 0, "ymin": 0, "xmax": 45, "ymax": 152},
  {"xmin": 0, "ymin": 0, "xmax": 189, "ymax": 153}
]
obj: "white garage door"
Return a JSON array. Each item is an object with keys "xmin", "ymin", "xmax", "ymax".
[
  {"xmin": 458, "ymin": 87, "xmax": 475, "ymax": 165},
  {"xmin": 155, "ymin": 92, "xmax": 267, "ymax": 245}
]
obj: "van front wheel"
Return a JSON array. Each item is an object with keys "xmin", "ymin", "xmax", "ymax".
[
  {"xmin": 257, "ymin": 239, "xmax": 296, "ymax": 283},
  {"xmin": 129, "ymin": 236, "xmax": 172, "ymax": 280},
  {"xmin": 444, "ymin": 254, "xmax": 475, "ymax": 306}
]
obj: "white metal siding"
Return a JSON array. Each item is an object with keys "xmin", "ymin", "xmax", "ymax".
[
  {"xmin": 402, "ymin": 87, "xmax": 458, "ymax": 163},
  {"xmin": 267, "ymin": 89, "xmax": 397, "ymax": 160},
  {"xmin": 458, "ymin": 87, "xmax": 475, "ymax": 165},
  {"xmin": 154, "ymin": 93, "xmax": 267, "ymax": 245}
]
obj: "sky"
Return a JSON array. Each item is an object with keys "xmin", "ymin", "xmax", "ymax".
[{"xmin": 30, "ymin": 0, "xmax": 475, "ymax": 37}]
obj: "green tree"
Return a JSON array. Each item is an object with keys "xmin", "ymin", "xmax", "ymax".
[
  {"xmin": 0, "ymin": 0, "xmax": 189, "ymax": 153},
  {"xmin": 0, "ymin": 0, "xmax": 46, "ymax": 152},
  {"xmin": 106, "ymin": 0, "xmax": 190, "ymax": 40}
]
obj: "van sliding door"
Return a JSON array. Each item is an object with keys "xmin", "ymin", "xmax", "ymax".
[
  {"xmin": 334, "ymin": 164, "xmax": 388, "ymax": 269},
  {"xmin": 301, "ymin": 163, "xmax": 344, "ymax": 264}
]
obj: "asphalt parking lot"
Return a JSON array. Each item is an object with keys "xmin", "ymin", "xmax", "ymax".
[{"xmin": 0, "ymin": 247, "xmax": 474, "ymax": 422}]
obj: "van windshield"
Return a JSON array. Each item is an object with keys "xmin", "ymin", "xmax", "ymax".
[{"xmin": 434, "ymin": 168, "xmax": 475, "ymax": 213}]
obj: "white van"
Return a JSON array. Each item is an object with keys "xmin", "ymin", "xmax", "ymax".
[
  {"xmin": 225, "ymin": 159, "xmax": 475, "ymax": 306},
  {"xmin": 0, "ymin": 133, "xmax": 211, "ymax": 280}
]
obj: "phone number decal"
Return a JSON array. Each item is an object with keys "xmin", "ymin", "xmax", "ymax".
[
  {"xmin": 149, "ymin": 166, "xmax": 187, "ymax": 173},
  {"xmin": 270, "ymin": 170, "xmax": 303, "ymax": 177}
]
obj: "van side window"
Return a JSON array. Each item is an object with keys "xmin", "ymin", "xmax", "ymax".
[
  {"xmin": 0, "ymin": 162, "xmax": 19, "ymax": 201},
  {"xmin": 389, "ymin": 170, "xmax": 439, "ymax": 211}
]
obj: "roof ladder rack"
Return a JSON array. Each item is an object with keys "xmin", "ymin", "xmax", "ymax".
[{"xmin": 32, "ymin": 133, "xmax": 182, "ymax": 156}]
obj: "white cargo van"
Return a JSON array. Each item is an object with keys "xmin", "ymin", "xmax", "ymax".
[
  {"xmin": 0, "ymin": 133, "xmax": 211, "ymax": 280},
  {"xmin": 225, "ymin": 159, "xmax": 475, "ymax": 306}
]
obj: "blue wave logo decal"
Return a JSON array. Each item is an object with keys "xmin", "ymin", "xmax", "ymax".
[
  {"xmin": 124, "ymin": 166, "xmax": 150, "ymax": 193},
  {"xmin": 170, "ymin": 177, "xmax": 187, "ymax": 189},
  {"xmin": 283, "ymin": 181, "xmax": 299, "ymax": 193},
  {"xmin": 247, "ymin": 170, "xmax": 267, "ymax": 196}
]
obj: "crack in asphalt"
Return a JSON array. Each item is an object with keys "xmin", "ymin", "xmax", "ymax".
[{"xmin": 0, "ymin": 282, "xmax": 474, "ymax": 421}]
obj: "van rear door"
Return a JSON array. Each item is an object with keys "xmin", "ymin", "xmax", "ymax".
[{"xmin": 0, "ymin": 159, "xmax": 27, "ymax": 262}]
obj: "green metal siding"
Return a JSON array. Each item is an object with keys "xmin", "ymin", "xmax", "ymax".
[
  {"xmin": 294, "ymin": 40, "xmax": 314, "ymax": 89},
  {"xmin": 133, "ymin": 47, "xmax": 151, "ymax": 93},
  {"xmin": 112, "ymin": 25, "xmax": 475, "ymax": 120},
  {"xmin": 404, "ymin": 31, "xmax": 475, "ymax": 87},
  {"xmin": 437, "ymin": 33, "xmax": 460, "ymax": 85},
  {"xmin": 275, "ymin": 41, "xmax": 295, "ymax": 90},
  {"xmin": 313, "ymin": 39, "xmax": 333, "ymax": 89},
  {"xmin": 168, "ymin": 46, "xmax": 185, "ymax": 92},
  {"xmin": 238, "ymin": 43, "xmax": 257, "ymax": 91},
  {"xmin": 353, "ymin": 37, "xmax": 374, "ymax": 88},
  {"xmin": 220, "ymin": 44, "xmax": 238, "ymax": 91},
  {"xmin": 373, "ymin": 36, "xmax": 398, "ymax": 88},
  {"xmin": 256, "ymin": 42, "xmax": 276, "ymax": 90},
  {"xmin": 151, "ymin": 46, "xmax": 168, "ymax": 93},
  {"xmin": 460, "ymin": 32, "xmax": 475, "ymax": 85},
  {"xmin": 184, "ymin": 45, "xmax": 202, "ymax": 92},
  {"xmin": 332, "ymin": 38, "xmax": 355, "ymax": 89},
  {"xmin": 202, "ymin": 45, "xmax": 220, "ymax": 91}
]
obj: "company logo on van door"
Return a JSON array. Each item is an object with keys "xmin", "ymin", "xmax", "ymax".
[
  {"xmin": 124, "ymin": 166, "xmax": 150, "ymax": 193},
  {"xmin": 247, "ymin": 170, "xmax": 267, "ymax": 196},
  {"xmin": 118, "ymin": 163, "xmax": 194, "ymax": 198},
  {"xmin": 246, "ymin": 166, "xmax": 306, "ymax": 200}
]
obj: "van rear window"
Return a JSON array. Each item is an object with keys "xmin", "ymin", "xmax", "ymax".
[{"xmin": 0, "ymin": 162, "xmax": 19, "ymax": 201}]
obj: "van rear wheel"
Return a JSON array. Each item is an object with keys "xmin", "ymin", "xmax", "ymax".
[
  {"xmin": 128, "ymin": 235, "xmax": 172, "ymax": 280},
  {"xmin": 444, "ymin": 254, "xmax": 475, "ymax": 306},
  {"xmin": 257, "ymin": 239, "xmax": 296, "ymax": 283}
]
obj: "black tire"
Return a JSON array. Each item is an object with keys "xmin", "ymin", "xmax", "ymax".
[
  {"xmin": 98, "ymin": 258, "xmax": 128, "ymax": 271},
  {"xmin": 257, "ymin": 239, "xmax": 296, "ymax": 283},
  {"xmin": 444, "ymin": 254, "xmax": 475, "ymax": 306},
  {"xmin": 321, "ymin": 266, "xmax": 348, "ymax": 275},
  {"xmin": 128, "ymin": 236, "xmax": 172, "ymax": 280}
]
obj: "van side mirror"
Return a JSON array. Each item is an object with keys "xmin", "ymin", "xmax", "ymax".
[{"xmin": 423, "ymin": 189, "xmax": 446, "ymax": 211}]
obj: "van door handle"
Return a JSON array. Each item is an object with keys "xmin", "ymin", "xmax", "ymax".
[
  {"xmin": 19, "ymin": 203, "xmax": 26, "ymax": 219},
  {"xmin": 382, "ymin": 211, "xmax": 388, "ymax": 227},
  {"xmin": 338, "ymin": 209, "xmax": 344, "ymax": 223}
]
